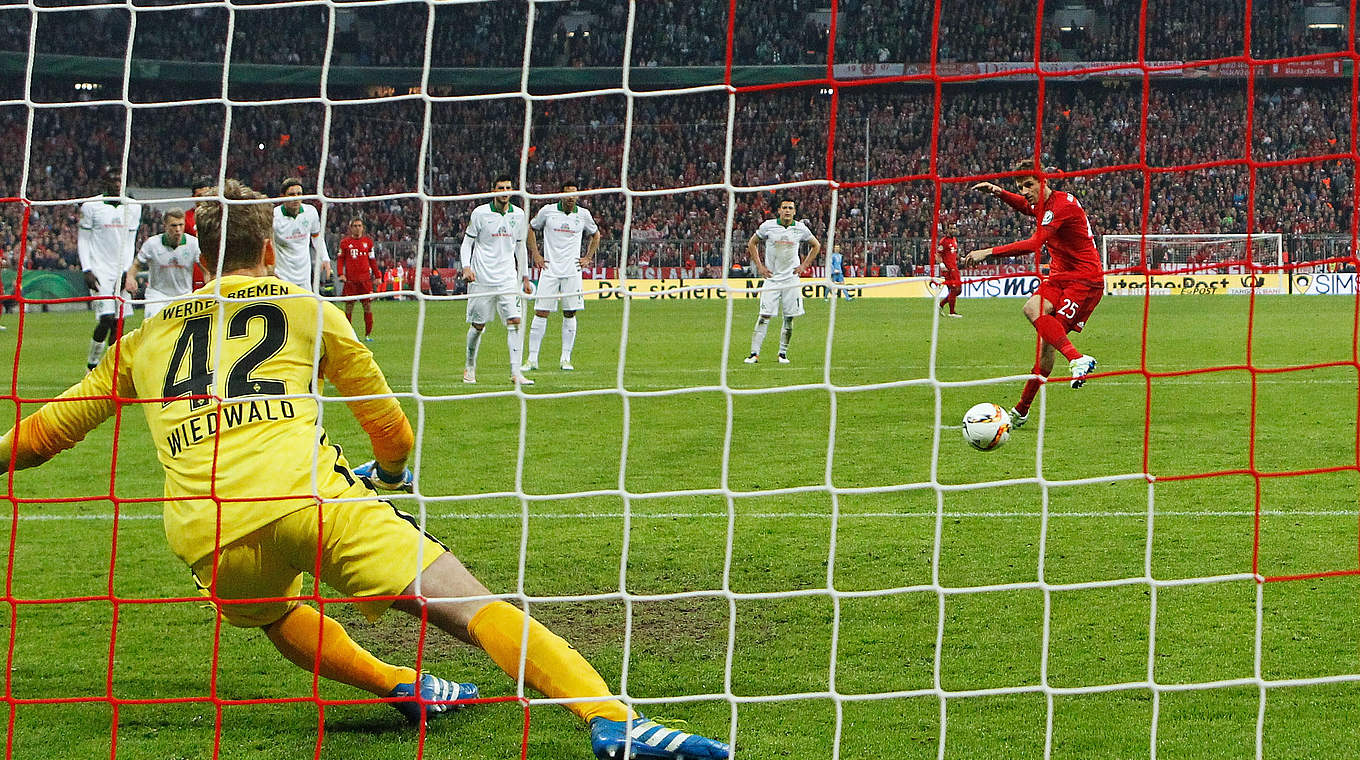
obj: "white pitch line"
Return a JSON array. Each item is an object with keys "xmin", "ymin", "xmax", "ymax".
[
  {"xmin": 386, "ymin": 373, "xmax": 1359, "ymax": 393},
  {"xmin": 10, "ymin": 370, "xmax": 1354, "ymax": 398},
  {"xmin": 8, "ymin": 509, "xmax": 1357, "ymax": 522}
]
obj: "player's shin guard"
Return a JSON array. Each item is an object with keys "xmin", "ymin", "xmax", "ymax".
[
  {"xmin": 779, "ymin": 316, "xmax": 793, "ymax": 354},
  {"xmin": 507, "ymin": 324, "xmax": 524, "ymax": 376},
  {"xmin": 561, "ymin": 315, "xmax": 577, "ymax": 361},
  {"xmin": 468, "ymin": 601, "xmax": 630, "ymax": 723},
  {"xmin": 466, "ymin": 327, "xmax": 483, "ymax": 369},
  {"xmin": 528, "ymin": 315, "xmax": 547, "ymax": 363},
  {"xmin": 266, "ymin": 604, "xmax": 416, "ymax": 696},
  {"xmin": 1034, "ymin": 315, "xmax": 1082, "ymax": 361},
  {"xmin": 750, "ymin": 316, "xmax": 770, "ymax": 356},
  {"xmin": 363, "ymin": 310, "xmax": 373, "ymax": 337},
  {"xmin": 87, "ymin": 339, "xmax": 107, "ymax": 369},
  {"xmin": 1015, "ymin": 363, "xmax": 1050, "ymax": 417}
]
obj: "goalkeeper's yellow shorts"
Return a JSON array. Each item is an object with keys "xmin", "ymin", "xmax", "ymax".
[{"xmin": 190, "ymin": 499, "xmax": 448, "ymax": 628}]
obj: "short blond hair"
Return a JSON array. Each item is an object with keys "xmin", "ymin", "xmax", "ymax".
[
  {"xmin": 162, "ymin": 209, "xmax": 185, "ymax": 223},
  {"xmin": 1011, "ymin": 159, "xmax": 1059, "ymax": 179},
  {"xmin": 194, "ymin": 179, "xmax": 272, "ymax": 273}
]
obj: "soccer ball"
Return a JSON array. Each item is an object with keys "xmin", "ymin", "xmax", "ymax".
[{"xmin": 961, "ymin": 403, "xmax": 1011, "ymax": 451}]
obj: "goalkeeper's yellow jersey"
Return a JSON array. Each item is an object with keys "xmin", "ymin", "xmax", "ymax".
[{"xmin": 8, "ymin": 275, "xmax": 413, "ymax": 565}]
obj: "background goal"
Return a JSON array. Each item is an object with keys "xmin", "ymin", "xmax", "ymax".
[{"xmin": 1101, "ymin": 234, "xmax": 1285, "ymax": 275}]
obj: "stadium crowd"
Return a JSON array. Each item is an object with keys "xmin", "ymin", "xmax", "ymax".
[
  {"xmin": 5, "ymin": 78, "xmax": 1354, "ymax": 273},
  {"xmin": 6, "ymin": 77, "xmax": 1351, "ymax": 273},
  {"xmin": 3, "ymin": 0, "xmax": 1353, "ymax": 71}
]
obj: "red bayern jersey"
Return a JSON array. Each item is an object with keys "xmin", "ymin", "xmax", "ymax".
[
  {"xmin": 938, "ymin": 236, "xmax": 960, "ymax": 280},
  {"xmin": 991, "ymin": 188, "xmax": 1103, "ymax": 284},
  {"xmin": 184, "ymin": 208, "xmax": 208, "ymax": 287},
  {"xmin": 338, "ymin": 236, "xmax": 380, "ymax": 283}
]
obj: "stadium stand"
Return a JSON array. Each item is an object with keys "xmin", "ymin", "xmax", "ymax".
[{"xmin": 1, "ymin": 1, "xmax": 1354, "ymax": 273}]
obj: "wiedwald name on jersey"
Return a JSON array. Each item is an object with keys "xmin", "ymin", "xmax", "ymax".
[{"xmin": 166, "ymin": 398, "xmax": 297, "ymax": 457}]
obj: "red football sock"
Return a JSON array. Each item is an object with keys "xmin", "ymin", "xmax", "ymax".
[
  {"xmin": 1015, "ymin": 363, "xmax": 1050, "ymax": 416},
  {"xmin": 364, "ymin": 311, "xmax": 373, "ymax": 336},
  {"xmin": 1033, "ymin": 315, "xmax": 1082, "ymax": 361},
  {"xmin": 946, "ymin": 285, "xmax": 961, "ymax": 313}
]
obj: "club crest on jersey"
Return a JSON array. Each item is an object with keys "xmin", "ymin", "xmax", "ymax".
[{"xmin": 1041, "ymin": 210, "xmax": 1055, "ymax": 225}]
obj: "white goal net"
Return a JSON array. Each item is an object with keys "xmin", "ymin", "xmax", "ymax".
[{"xmin": 5, "ymin": 2, "xmax": 1357, "ymax": 760}]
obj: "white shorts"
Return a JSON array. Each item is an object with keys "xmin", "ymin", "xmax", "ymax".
[
  {"xmin": 140, "ymin": 288, "xmax": 181, "ymax": 320},
  {"xmin": 758, "ymin": 279, "xmax": 804, "ymax": 318},
  {"xmin": 533, "ymin": 273, "xmax": 585, "ymax": 313},
  {"xmin": 91, "ymin": 274, "xmax": 132, "ymax": 320},
  {"xmin": 466, "ymin": 281, "xmax": 522, "ymax": 325}
]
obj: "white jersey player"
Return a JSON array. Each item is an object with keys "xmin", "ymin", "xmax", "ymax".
[
  {"xmin": 524, "ymin": 182, "xmax": 600, "ymax": 372},
  {"xmin": 272, "ymin": 177, "xmax": 332, "ymax": 291},
  {"xmin": 460, "ymin": 174, "xmax": 533, "ymax": 386},
  {"xmin": 125, "ymin": 209, "xmax": 200, "ymax": 319},
  {"xmin": 77, "ymin": 171, "xmax": 142, "ymax": 370},
  {"xmin": 743, "ymin": 198, "xmax": 821, "ymax": 365}
]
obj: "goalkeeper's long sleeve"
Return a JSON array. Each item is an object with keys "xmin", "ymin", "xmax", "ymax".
[
  {"xmin": 0, "ymin": 333, "xmax": 135, "ymax": 469},
  {"xmin": 318, "ymin": 305, "xmax": 413, "ymax": 465}
]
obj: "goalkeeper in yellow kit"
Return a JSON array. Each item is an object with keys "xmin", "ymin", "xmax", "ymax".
[{"xmin": 0, "ymin": 179, "xmax": 729, "ymax": 760}]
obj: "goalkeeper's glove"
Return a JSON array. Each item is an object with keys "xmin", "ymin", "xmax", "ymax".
[{"xmin": 352, "ymin": 460, "xmax": 413, "ymax": 493}]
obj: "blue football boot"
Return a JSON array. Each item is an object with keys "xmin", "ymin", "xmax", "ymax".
[
  {"xmin": 590, "ymin": 716, "xmax": 730, "ymax": 760},
  {"xmin": 388, "ymin": 673, "xmax": 478, "ymax": 724}
]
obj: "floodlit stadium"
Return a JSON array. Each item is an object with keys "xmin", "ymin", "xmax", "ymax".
[{"xmin": 2, "ymin": 2, "xmax": 1359, "ymax": 759}]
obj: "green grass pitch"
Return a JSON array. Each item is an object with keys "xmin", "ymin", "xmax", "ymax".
[{"xmin": 2, "ymin": 293, "xmax": 1358, "ymax": 759}]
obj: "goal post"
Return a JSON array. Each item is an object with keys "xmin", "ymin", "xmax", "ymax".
[{"xmin": 1100, "ymin": 233, "xmax": 1284, "ymax": 274}]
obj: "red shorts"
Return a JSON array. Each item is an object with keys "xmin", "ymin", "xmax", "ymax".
[
  {"xmin": 342, "ymin": 280, "xmax": 375, "ymax": 297},
  {"xmin": 1037, "ymin": 279, "xmax": 1103, "ymax": 333}
]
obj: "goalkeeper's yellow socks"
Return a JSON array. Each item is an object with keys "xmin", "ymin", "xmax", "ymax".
[
  {"xmin": 468, "ymin": 600, "xmax": 631, "ymax": 723},
  {"xmin": 266, "ymin": 603, "xmax": 416, "ymax": 695}
]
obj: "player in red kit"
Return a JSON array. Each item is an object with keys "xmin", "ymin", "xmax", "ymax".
[
  {"xmin": 185, "ymin": 176, "xmax": 215, "ymax": 287},
  {"xmin": 964, "ymin": 161, "xmax": 1101, "ymax": 428},
  {"xmin": 338, "ymin": 217, "xmax": 381, "ymax": 341},
  {"xmin": 938, "ymin": 224, "xmax": 963, "ymax": 317}
]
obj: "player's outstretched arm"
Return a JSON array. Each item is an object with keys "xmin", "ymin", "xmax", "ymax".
[
  {"xmin": 988, "ymin": 220, "xmax": 1059, "ymax": 261},
  {"xmin": 963, "ymin": 248, "xmax": 993, "ymax": 266},
  {"xmin": 972, "ymin": 181, "xmax": 1034, "ymax": 215},
  {"xmin": 0, "ymin": 338, "xmax": 134, "ymax": 471},
  {"xmin": 317, "ymin": 306, "xmax": 413, "ymax": 486}
]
